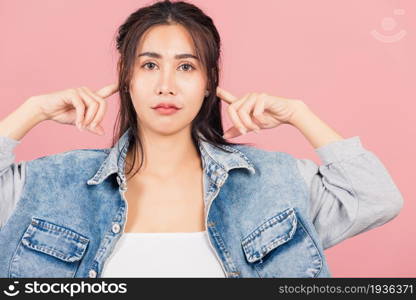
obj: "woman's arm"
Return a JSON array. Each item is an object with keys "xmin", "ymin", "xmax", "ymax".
[
  {"xmin": 215, "ymin": 87, "xmax": 404, "ymax": 249},
  {"xmin": 288, "ymin": 102, "xmax": 344, "ymax": 148},
  {"xmin": 0, "ymin": 136, "xmax": 25, "ymax": 228},
  {"xmin": 0, "ymin": 99, "xmax": 43, "ymax": 228},
  {"xmin": 0, "ymin": 84, "xmax": 116, "ymax": 229},
  {"xmin": 0, "ymin": 98, "xmax": 46, "ymax": 141},
  {"xmin": 289, "ymin": 105, "xmax": 404, "ymax": 249},
  {"xmin": 294, "ymin": 135, "xmax": 404, "ymax": 249}
]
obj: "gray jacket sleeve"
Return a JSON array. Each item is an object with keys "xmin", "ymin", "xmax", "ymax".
[
  {"xmin": 295, "ymin": 136, "xmax": 404, "ymax": 250},
  {"xmin": 0, "ymin": 136, "xmax": 26, "ymax": 228}
]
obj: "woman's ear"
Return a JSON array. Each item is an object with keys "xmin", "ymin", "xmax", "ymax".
[{"xmin": 205, "ymin": 90, "xmax": 210, "ymax": 97}]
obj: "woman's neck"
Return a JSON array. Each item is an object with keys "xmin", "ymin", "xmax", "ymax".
[{"xmin": 126, "ymin": 128, "xmax": 202, "ymax": 179}]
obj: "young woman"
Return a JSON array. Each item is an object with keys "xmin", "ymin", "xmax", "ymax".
[{"xmin": 0, "ymin": 0, "xmax": 403, "ymax": 278}]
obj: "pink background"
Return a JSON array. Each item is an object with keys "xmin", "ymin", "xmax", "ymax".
[{"xmin": 0, "ymin": 0, "xmax": 414, "ymax": 277}]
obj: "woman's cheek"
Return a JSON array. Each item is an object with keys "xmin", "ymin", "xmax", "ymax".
[
  {"xmin": 130, "ymin": 98, "xmax": 150, "ymax": 124},
  {"xmin": 184, "ymin": 98, "xmax": 203, "ymax": 120}
]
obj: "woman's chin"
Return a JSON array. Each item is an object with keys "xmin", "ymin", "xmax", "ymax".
[
  {"xmin": 151, "ymin": 127, "xmax": 185, "ymax": 137},
  {"xmin": 140, "ymin": 121, "xmax": 190, "ymax": 137}
]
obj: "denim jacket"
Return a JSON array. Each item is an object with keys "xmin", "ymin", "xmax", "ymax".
[{"xmin": 0, "ymin": 127, "xmax": 404, "ymax": 278}]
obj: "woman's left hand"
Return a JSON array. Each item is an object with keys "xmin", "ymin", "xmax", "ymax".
[{"xmin": 216, "ymin": 87, "xmax": 306, "ymax": 139}]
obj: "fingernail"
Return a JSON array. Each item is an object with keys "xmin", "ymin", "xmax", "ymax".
[
  {"xmin": 254, "ymin": 128, "xmax": 260, "ymax": 133},
  {"xmin": 239, "ymin": 127, "xmax": 246, "ymax": 134}
]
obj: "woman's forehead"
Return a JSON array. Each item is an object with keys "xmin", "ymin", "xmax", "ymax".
[{"xmin": 137, "ymin": 24, "xmax": 197, "ymax": 58}]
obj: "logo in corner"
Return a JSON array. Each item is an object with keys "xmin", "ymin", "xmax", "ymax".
[
  {"xmin": 3, "ymin": 281, "xmax": 20, "ymax": 297},
  {"xmin": 370, "ymin": 8, "xmax": 406, "ymax": 43}
]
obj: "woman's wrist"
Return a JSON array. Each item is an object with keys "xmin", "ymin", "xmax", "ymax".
[
  {"xmin": 0, "ymin": 97, "xmax": 47, "ymax": 141},
  {"xmin": 288, "ymin": 101, "xmax": 344, "ymax": 149},
  {"xmin": 25, "ymin": 96, "xmax": 49, "ymax": 122},
  {"xmin": 287, "ymin": 100, "xmax": 310, "ymax": 126}
]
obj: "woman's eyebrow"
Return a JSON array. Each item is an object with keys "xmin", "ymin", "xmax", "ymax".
[{"xmin": 137, "ymin": 51, "xmax": 199, "ymax": 60}]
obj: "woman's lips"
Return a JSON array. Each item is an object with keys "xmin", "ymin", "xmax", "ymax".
[{"xmin": 153, "ymin": 107, "xmax": 181, "ymax": 115}]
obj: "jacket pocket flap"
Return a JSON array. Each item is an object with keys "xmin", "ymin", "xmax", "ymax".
[
  {"xmin": 241, "ymin": 207, "xmax": 297, "ymax": 263},
  {"xmin": 21, "ymin": 218, "xmax": 89, "ymax": 263}
]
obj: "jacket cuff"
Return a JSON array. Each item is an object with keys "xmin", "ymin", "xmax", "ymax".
[{"xmin": 314, "ymin": 136, "xmax": 366, "ymax": 165}]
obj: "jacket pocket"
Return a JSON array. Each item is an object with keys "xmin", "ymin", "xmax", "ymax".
[
  {"xmin": 9, "ymin": 217, "xmax": 89, "ymax": 278},
  {"xmin": 241, "ymin": 207, "xmax": 322, "ymax": 278}
]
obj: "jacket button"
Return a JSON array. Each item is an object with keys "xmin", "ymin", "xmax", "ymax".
[
  {"xmin": 112, "ymin": 223, "xmax": 121, "ymax": 234},
  {"xmin": 88, "ymin": 269, "xmax": 97, "ymax": 278},
  {"xmin": 120, "ymin": 182, "xmax": 127, "ymax": 191},
  {"xmin": 207, "ymin": 221, "xmax": 215, "ymax": 227},
  {"xmin": 117, "ymin": 176, "xmax": 127, "ymax": 191}
]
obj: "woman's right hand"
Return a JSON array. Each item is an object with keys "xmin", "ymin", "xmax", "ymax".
[{"xmin": 30, "ymin": 84, "xmax": 118, "ymax": 135}]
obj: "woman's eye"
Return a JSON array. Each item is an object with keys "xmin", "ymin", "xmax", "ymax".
[
  {"xmin": 142, "ymin": 62, "xmax": 157, "ymax": 70},
  {"xmin": 179, "ymin": 63, "xmax": 195, "ymax": 72}
]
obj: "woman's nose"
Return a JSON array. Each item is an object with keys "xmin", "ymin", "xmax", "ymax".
[{"xmin": 156, "ymin": 68, "xmax": 177, "ymax": 95}]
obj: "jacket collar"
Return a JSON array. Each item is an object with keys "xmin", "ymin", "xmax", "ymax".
[{"xmin": 86, "ymin": 127, "xmax": 255, "ymax": 186}]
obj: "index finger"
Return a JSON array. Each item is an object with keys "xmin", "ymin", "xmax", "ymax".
[
  {"xmin": 216, "ymin": 86, "xmax": 238, "ymax": 104},
  {"xmin": 95, "ymin": 83, "xmax": 119, "ymax": 99}
]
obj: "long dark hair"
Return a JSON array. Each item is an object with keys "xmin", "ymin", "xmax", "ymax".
[{"xmin": 111, "ymin": 0, "xmax": 252, "ymax": 180}]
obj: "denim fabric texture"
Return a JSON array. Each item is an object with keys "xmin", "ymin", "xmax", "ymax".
[{"xmin": 0, "ymin": 128, "xmax": 403, "ymax": 278}]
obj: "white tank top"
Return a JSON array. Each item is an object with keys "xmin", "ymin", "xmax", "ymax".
[{"xmin": 100, "ymin": 230, "xmax": 226, "ymax": 278}]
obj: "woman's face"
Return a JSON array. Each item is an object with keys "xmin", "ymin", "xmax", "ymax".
[{"xmin": 129, "ymin": 24, "xmax": 207, "ymax": 137}]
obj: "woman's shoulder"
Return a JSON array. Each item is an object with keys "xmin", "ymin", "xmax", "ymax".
[
  {"xmin": 26, "ymin": 147, "xmax": 111, "ymax": 168},
  {"xmin": 224, "ymin": 143, "xmax": 296, "ymax": 168},
  {"xmin": 227, "ymin": 143, "xmax": 294, "ymax": 160}
]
